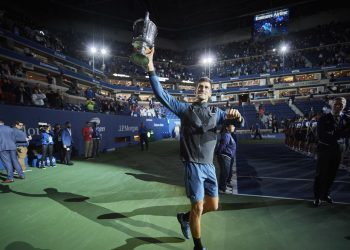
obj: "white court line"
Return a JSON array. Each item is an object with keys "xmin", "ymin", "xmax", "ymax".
[
  {"xmin": 237, "ymin": 175, "xmax": 350, "ymax": 184},
  {"xmin": 233, "ymin": 192, "xmax": 350, "ymax": 205}
]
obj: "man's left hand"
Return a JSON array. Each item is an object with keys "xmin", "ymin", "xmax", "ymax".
[{"xmin": 226, "ymin": 109, "xmax": 242, "ymax": 121}]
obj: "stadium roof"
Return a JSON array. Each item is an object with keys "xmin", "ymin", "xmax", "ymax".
[{"xmin": 1, "ymin": 0, "xmax": 347, "ymax": 40}]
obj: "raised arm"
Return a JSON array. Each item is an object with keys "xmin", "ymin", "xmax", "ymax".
[{"xmin": 146, "ymin": 48, "xmax": 188, "ymax": 116}]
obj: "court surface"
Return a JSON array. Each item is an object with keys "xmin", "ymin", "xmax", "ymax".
[{"xmin": 1, "ymin": 139, "xmax": 349, "ymax": 250}]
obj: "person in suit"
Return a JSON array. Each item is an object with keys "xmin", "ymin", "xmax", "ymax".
[
  {"xmin": 53, "ymin": 123, "xmax": 63, "ymax": 163},
  {"xmin": 0, "ymin": 119, "xmax": 25, "ymax": 182},
  {"xmin": 92, "ymin": 122, "xmax": 101, "ymax": 158},
  {"xmin": 13, "ymin": 121, "xmax": 32, "ymax": 171},
  {"xmin": 253, "ymin": 122, "xmax": 262, "ymax": 139},
  {"xmin": 138, "ymin": 122, "xmax": 149, "ymax": 151},
  {"xmin": 313, "ymin": 97, "xmax": 350, "ymax": 206},
  {"xmin": 61, "ymin": 121, "xmax": 73, "ymax": 165},
  {"xmin": 216, "ymin": 123, "xmax": 236, "ymax": 194}
]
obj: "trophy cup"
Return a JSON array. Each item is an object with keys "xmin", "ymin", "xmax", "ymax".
[{"xmin": 130, "ymin": 12, "xmax": 157, "ymax": 68}]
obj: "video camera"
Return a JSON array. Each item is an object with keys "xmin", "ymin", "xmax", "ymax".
[{"xmin": 38, "ymin": 122, "xmax": 49, "ymax": 131}]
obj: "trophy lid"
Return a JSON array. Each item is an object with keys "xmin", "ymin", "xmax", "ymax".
[{"xmin": 130, "ymin": 12, "xmax": 157, "ymax": 68}]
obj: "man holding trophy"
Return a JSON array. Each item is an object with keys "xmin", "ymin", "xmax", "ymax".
[{"xmin": 131, "ymin": 13, "xmax": 243, "ymax": 250}]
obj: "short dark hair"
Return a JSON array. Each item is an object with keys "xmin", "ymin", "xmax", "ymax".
[
  {"xmin": 197, "ymin": 77, "xmax": 212, "ymax": 84},
  {"xmin": 333, "ymin": 97, "xmax": 346, "ymax": 107}
]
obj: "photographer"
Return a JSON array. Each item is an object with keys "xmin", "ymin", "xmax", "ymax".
[{"xmin": 313, "ymin": 97, "xmax": 350, "ymax": 206}]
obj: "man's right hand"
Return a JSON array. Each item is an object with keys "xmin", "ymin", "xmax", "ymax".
[{"xmin": 146, "ymin": 47, "xmax": 155, "ymax": 72}]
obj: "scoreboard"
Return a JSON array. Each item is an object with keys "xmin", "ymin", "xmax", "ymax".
[{"xmin": 254, "ymin": 9, "xmax": 289, "ymax": 37}]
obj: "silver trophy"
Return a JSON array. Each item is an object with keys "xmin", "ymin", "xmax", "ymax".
[{"xmin": 130, "ymin": 12, "xmax": 157, "ymax": 68}]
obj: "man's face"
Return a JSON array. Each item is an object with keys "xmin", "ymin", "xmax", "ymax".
[
  {"xmin": 228, "ymin": 125, "xmax": 235, "ymax": 133},
  {"xmin": 16, "ymin": 123, "xmax": 24, "ymax": 129},
  {"xmin": 195, "ymin": 81, "xmax": 212, "ymax": 102},
  {"xmin": 332, "ymin": 99, "xmax": 344, "ymax": 115}
]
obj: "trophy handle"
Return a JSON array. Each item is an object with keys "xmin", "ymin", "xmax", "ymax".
[
  {"xmin": 133, "ymin": 12, "xmax": 150, "ymax": 31},
  {"xmin": 133, "ymin": 18, "xmax": 144, "ymax": 30}
]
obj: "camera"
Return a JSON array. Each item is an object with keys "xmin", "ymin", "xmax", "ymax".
[{"xmin": 38, "ymin": 122, "xmax": 49, "ymax": 131}]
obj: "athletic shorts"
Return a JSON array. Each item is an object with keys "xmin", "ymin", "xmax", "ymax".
[{"xmin": 183, "ymin": 161, "xmax": 218, "ymax": 204}]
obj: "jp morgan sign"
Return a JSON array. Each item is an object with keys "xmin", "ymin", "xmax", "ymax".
[{"xmin": 118, "ymin": 125, "xmax": 139, "ymax": 132}]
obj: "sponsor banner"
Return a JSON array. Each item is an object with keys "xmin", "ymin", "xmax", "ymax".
[
  {"xmin": 0, "ymin": 105, "xmax": 170, "ymax": 159},
  {"xmin": 237, "ymin": 133, "xmax": 285, "ymax": 140}
]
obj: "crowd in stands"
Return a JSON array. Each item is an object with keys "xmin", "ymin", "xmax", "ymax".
[
  {"xmin": 0, "ymin": 59, "xmax": 167, "ymax": 118},
  {"xmin": 1, "ymin": 9, "xmax": 349, "ymax": 83},
  {"xmin": 2, "ymin": 9, "xmax": 350, "ymax": 125},
  {"xmin": 0, "ymin": 10, "xmax": 65, "ymax": 52},
  {"xmin": 0, "ymin": 73, "xmax": 65, "ymax": 109}
]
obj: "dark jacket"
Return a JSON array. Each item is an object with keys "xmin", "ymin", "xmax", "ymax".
[
  {"xmin": 13, "ymin": 128, "xmax": 29, "ymax": 147},
  {"xmin": 149, "ymin": 72, "xmax": 243, "ymax": 164},
  {"xmin": 216, "ymin": 132, "xmax": 236, "ymax": 158},
  {"xmin": 317, "ymin": 112, "xmax": 350, "ymax": 148}
]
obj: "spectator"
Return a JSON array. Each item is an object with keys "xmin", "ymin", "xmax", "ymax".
[
  {"xmin": 39, "ymin": 124, "xmax": 55, "ymax": 168},
  {"xmin": 82, "ymin": 122, "xmax": 93, "ymax": 159},
  {"xmin": 47, "ymin": 73, "xmax": 54, "ymax": 84},
  {"xmin": 15, "ymin": 82, "xmax": 31, "ymax": 105},
  {"xmin": 61, "ymin": 121, "xmax": 73, "ymax": 165},
  {"xmin": 31, "ymin": 87, "xmax": 46, "ymax": 106},
  {"xmin": 45, "ymin": 86, "xmax": 57, "ymax": 108},
  {"xmin": 13, "ymin": 121, "xmax": 32, "ymax": 172},
  {"xmin": 92, "ymin": 122, "xmax": 101, "ymax": 158},
  {"xmin": 53, "ymin": 123, "xmax": 63, "ymax": 163},
  {"xmin": 216, "ymin": 123, "xmax": 236, "ymax": 194},
  {"xmin": 138, "ymin": 122, "xmax": 149, "ymax": 151},
  {"xmin": 253, "ymin": 123, "xmax": 262, "ymax": 139},
  {"xmin": 85, "ymin": 87, "xmax": 95, "ymax": 99},
  {"xmin": 86, "ymin": 98, "xmax": 96, "ymax": 112}
]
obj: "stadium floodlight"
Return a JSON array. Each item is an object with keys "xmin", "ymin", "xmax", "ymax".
[
  {"xmin": 90, "ymin": 46, "xmax": 97, "ymax": 54},
  {"xmin": 101, "ymin": 48, "xmax": 108, "ymax": 55},
  {"xmin": 280, "ymin": 45, "xmax": 288, "ymax": 53},
  {"xmin": 201, "ymin": 56, "xmax": 214, "ymax": 65},
  {"xmin": 201, "ymin": 55, "xmax": 215, "ymax": 78},
  {"xmin": 100, "ymin": 47, "xmax": 108, "ymax": 71},
  {"xmin": 89, "ymin": 46, "xmax": 97, "ymax": 76},
  {"xmin": 279, "ymin": 44, "xmax": 289, "ymax": 71}
]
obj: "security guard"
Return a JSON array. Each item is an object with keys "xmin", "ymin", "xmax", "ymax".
[{"xmin": 313, "ymin": 97, "xmax": 350, "ymax": 206}]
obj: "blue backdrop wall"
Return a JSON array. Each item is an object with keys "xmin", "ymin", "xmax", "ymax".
[{"xmin": 0, "ymin": 105, "xmax": 170, "ymax": 169}]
